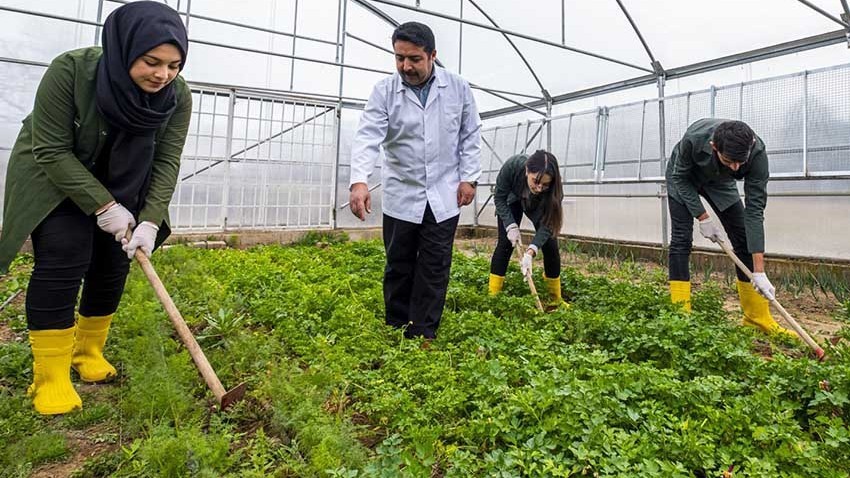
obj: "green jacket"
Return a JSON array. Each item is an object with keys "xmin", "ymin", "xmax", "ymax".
[
  {"xmin": 666, "ymin": 118, "xmax": 769, "ymax": 253},
  {"xmin": 494, "ymin": 154, "xmax": 555, "ymax": 249},
  {"xmin": 0, "ymin": 47, "xmax": 191, "ymax": 273}
]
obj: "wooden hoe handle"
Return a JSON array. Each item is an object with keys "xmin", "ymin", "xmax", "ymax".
[
  {"xmin": 126, "ymin": 230, "xmax": 246, "ymax": 409},
  {"xmin": 717, "ymin": 240, "xmax": 825, "ymax": 360},
  {"xmin": 515, "ymin": 236, "xmax": 545, "ymax": 312}
]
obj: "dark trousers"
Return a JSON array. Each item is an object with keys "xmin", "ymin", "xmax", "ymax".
[
  {"xmin": 490, "ymin": 201, "xmax": 560, "ymax": 278},
  {"xmin": 668, "ymin": 194, "xmax": 751, "ymax": 282},
  {"xmin": 382, "ymin": 204, "xmax": 459, "ymax": 339},
  {"xmin": 27, "ymin": 199, "xmax": 131, "ymax": 330}
]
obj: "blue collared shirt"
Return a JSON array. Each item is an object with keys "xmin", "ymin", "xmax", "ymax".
[{"xmin": 403, "ymin": 72, "xmax": 437, "ymax": 107}]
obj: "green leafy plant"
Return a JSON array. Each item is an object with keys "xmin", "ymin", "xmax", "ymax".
[{"xmin": 1, "ymin": 240, "xmax": 848, "ymax": 477}]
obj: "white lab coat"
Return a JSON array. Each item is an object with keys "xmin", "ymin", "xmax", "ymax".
[{"xmin": 349, "ymin": 66, "xmax": 482, "ymax": 224}]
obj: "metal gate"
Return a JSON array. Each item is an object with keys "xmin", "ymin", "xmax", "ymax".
[{"xmin": 172, "ymin": 86, "xmax": 338, "ymax": 231}]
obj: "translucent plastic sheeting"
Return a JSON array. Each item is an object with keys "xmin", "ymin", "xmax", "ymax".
[{"xmin": 468, "ymin": 62, "xmax": 850, "ymax": 260}]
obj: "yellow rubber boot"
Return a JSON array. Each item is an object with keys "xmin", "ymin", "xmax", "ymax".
[
  {"xmin": 669, "ymin": 281, "xmax": 692, "ymax": 312},
  {"xmin": 488, "ymin": 274, "xmax": 505, "ymax": 296},
  {"xmin": 737, "ymin": 281, "xmax": 796, "ymax": 338},
  {"xmin": 72, "ymin": 314, "xmax": 117, "ymax": 382},
  {"xmin": 27, "ymin": 328, "xmax": 82, "ymax": 415},
  {"xmin": 543, "ymin": 275, "xmax": 569, "ymax": 309}
]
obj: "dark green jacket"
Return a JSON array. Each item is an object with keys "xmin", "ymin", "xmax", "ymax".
[
  {"xmin": 494, "ymin": 154, "xmax": 555, "ymax": 249},
  {"xmin": 666, "ymin": 118, "xmax": 769, "ymax": 253},
  {"xmin": 0, "ymin": 47, "xmax": 191, "ymax": 272}
]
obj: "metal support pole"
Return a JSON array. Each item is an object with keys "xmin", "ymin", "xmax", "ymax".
[
  {"xmin": 458, "ymin": 0, "xmax": 463, "ymax": 74},
  {"xmin": 222, "ymin": 89, "xmax": 236, "ymax": 231},
  {"xmin": 185, "ymin": 0, "xmax": 192, "ymax": 32},
  {"xmin": 637, "ymin": 100, "xmax": 646, "ymax": 180},
  {"xmin": 562, "ymin": 114, "xmax": 572, "ymax": 177},
  {"xmin": 657, "ymin": 75, "xmax": 669, "ymax": 248},
  {"xmin": 738, "ymin": 82, "xmax": 744, "ymax": 119},
  {"xmin": 290, "ymin": 0, "xmax": 299, "ymax": 91},
  {"xmin": 93, "ymin": 0, "xmax": 104, "ymax": 45},
  {"xmin": 560, "ymin": 0, "xmax": 565, "ymax": 45},
  {"xmin": 709, "ymin": 85, "xmax": 716, "ymax": 117},
  {"xmin": 546, "ymin": 99, "xmax": 553, "ymax": 152},
  {"xmin": 802, "ymin": 70, "xmax": 809, "ymax": 176},
  {"xmin": 335, "ymin": 0, "xmax": 343, "ymax": 61},
  {"xmin": 593, "ymin": 108, "xmax": 603, "ymax": 182},
  {"xmin": 332, "ymin": 0, "xmax": 349, "ymax": 229},
  {"xmin": 598, "ymin": 107, "xmax": 610, "ymax": 182},
  {"xmin": 523, "ymin": 121, "xmax": 532, "ymax": 153},
  {"xmin": 330, "ymin": 101, "xmax": 343, "ymax": 229}
]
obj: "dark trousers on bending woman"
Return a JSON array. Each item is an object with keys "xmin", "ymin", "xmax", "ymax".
[
  {"xmin": 488, "ymin": 201, "xmax": 563, "ymax": 305},
  {"xmin": 27, "ymin": 199, "xmax": 131, "ymax": 330},
  {"xmin": 383, "ymin": 203, "xmax": 459, "ymax": 339}
]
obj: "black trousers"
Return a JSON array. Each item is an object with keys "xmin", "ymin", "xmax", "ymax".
[
  {"xmin": 490, "ymin": 201, "xmax": 560, "ymax": 279},
  {"xmin": 668, "ymin": 194, "xmax": 751, "ymax": 282},
  {"xmin": 26, "ymin": 199, "xmax": 131, "ymax": 330},
  {"xmin": 382, "ymin": 204, "xmax": 459, "ymax": 339}
]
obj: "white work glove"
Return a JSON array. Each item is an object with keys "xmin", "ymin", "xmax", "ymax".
[
  {"xmin": 96, "ymin": 203, "xmax": 136, "ymax": 242},
  {"xmin": 698, "ymin": 217, "xmax": 723, "ymax": 243},
  {"xmin": 520, "ymin": 251, "xmax": 533, "ymax": 277},
  {"xmin": 751, "ymin": 272, "xmax": 776, "ymax": 301},
  {"xmin": 505, "ymin": 223, "xmax": 521, "ymax": 247},
  {"xmin": 121, "ymin": 221, "xmax": 159, "ymax": 259}
]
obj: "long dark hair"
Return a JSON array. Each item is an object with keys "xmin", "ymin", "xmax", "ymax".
[{"xmin": 526, "ymin": 150, "xmax": 563, "ymax": 234}]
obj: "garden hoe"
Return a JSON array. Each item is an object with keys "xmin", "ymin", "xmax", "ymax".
[
  {"xmin": 717, "ymin": 239, "xmax": 825, "ymax": 361},
  {"xmin": 126, "ymin": 231, "xmax": 247, "ymax": 411},
  {"xmin": 515, "ymin": 237, "xmax": 545, "ymax": 312}
]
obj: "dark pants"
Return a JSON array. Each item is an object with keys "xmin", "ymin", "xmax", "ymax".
[
  {"xmin": 26, "ymin": 199, "xmax": 131, "ymax": 330},
  {"xmin": 668, "ymin": 194, "xmax": 751, "ymax": 282},
  {"xmin": 490, "ymin": 201, "xmax": 560, "ymax": 279},
  {"xmin": 382, "ymin": 204, "xmax": 459, "ymax": 339}
]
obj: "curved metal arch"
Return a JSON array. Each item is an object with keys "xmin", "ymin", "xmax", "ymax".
[
  {"xmin": 614, "ymin": 0, "xmax": 658, "ymax": 67},
  {"xmin": 349, "ymin": 0, "xmax": 547, "ymax": 114},
  {"xmin": 465, "ymin": 0, "xmax": 548, "ymax": 99}
]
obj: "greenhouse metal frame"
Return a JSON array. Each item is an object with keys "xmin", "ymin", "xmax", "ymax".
[{"xmin": 1, "ymin": 0, "xmax": 850, "ymax": 255}]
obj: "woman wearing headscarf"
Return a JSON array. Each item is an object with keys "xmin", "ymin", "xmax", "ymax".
[
  {"xmin": 0, "ymin": 1, "xmax": 191, "ymax": 414},
  {"xmin": 488, "ymin": 150, "xmax": 568, "ymax": 308}
]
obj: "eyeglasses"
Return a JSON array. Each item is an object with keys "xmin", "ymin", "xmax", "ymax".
[{"xmin": 531, "ymin": 173, "xmax": 552, "ymax": 191}]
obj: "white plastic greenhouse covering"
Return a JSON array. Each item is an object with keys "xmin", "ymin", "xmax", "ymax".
[{"xmin": 1, "ymin": 0, "xmax": 849, "ymax": 259}]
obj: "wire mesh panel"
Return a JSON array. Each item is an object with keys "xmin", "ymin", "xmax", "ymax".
[
  {"xmin": 742, "ymin": 74, "xmax": 804, "ymax": 175},
  {"xmin": 640, "ymin": 99, "xmax": 663, "ymax": 180},
  {"xmin": 602, "ymin": 102, "xmax": 644, "ymax": 181},
  {"xmin": 172, "ymin": 88, "xmax": 337, "ymax": 231},
  {"xmin": 714, "ymin": 83, "xmax": 743, "ymax": 121},
  {"xmin": 663, "ymin": 93, "xmax": 690, "ymax": 160},
  {"xmin": 688, "ymin": 91, "xmax": 713, "ymax": 124},
  {"xmin": 549, "ymin": 110, "xmax": 599, "ymax": 182},
  {"xmin": 807, "ymin": 65, "xmax": 850, "ymax": 175}
]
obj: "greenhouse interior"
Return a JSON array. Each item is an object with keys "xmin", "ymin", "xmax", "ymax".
[{"xmin": 1, "ymin": 0, "xmax": 850, "ymax": 476}]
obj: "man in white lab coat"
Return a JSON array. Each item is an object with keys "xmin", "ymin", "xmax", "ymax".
[{"xmin": 349, "ymin": 22, "xmax": 482, "ymax": 339}]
